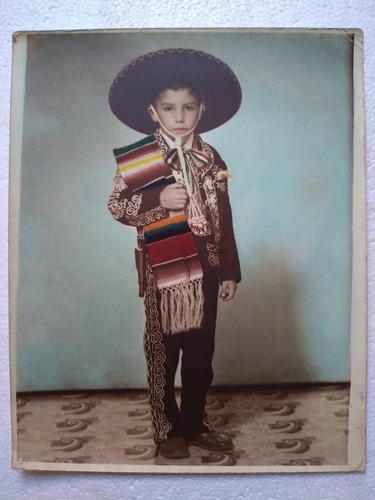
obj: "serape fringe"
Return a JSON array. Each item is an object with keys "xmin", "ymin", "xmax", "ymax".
[{"xmin": 160, "ymin": 278, "xmax": 204, "ymax": 335}]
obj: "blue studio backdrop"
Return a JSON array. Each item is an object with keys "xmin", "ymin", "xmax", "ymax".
[{"xmin": 13, "ymin": 30, "xmax": 353, "ymax": 391}]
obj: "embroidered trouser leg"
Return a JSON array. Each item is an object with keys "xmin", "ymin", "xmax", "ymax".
[{"xmin": 143, "ymin": 257, "xmax": 219, "ymax": 444}]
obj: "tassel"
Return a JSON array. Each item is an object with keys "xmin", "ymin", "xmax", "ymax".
[
  {"xmin": 174, "ymin": 136, "xmax": 210, "ymax": 235},
  {"xmin": 160, "ymin": 278, "xmax": 204, "ymax": 334}
]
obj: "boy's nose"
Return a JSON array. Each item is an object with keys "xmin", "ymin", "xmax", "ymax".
[{"xmin": 175, "ymin": 109, "xmax": 184, "ymax": 122}]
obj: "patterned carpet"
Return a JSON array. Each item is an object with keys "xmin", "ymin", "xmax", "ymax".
[{"xmin": 16, "ymin": 384, "xmax": 349, "ymax": 468}]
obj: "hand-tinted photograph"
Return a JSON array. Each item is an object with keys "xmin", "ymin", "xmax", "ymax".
[{"xmin": 9, "ymin": 28, "xmax": 366, "ymax": 473}]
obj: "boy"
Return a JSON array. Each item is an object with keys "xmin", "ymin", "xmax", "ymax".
[{"xmin": 108, "ymin": 48, "xmax": 242, "ymax": 459}]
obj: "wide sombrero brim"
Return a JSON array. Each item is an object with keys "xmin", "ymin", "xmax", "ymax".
[{"xmin": 109, "ymin": 48, "xmax": 242, "ymax": 134}]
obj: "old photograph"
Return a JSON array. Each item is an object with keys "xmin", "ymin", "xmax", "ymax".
[{"xmin": 9, "ymin": 28, "xmax": 366, "ymax": 473}]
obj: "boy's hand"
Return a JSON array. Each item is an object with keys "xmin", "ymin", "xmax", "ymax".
[
  {"xmin": 220, "ymin": 280, "xmax": 237, "ymax": 301},
  {"xmin": 160, "ymin": 184, "xmax": 188, "ymax": 210}
]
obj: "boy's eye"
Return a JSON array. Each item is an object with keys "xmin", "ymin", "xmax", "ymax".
[{"xmin": 185, "ymin": 105, "xmax": 196, "ymax": 111}]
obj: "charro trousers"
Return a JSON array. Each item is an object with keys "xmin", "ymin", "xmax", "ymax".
[{"xmin": 143, "ymin": 240, "xmax": 220, "ymax": 444}]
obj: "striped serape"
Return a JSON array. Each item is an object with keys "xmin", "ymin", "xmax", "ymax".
[
  {"xmin": 144, "ymin": 214, "xmax": 204, "ymax": 334},
  {"xmin": 114, "ymin": 135, "xmax": 204, "ymax": 334},
  {"xmin": 114, "ymin": 135, "xmax": 174, "ymax": 191}
]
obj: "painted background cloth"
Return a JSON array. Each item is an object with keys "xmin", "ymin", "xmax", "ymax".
[{"xmin": 14, "ymin": 31, "xmax": 353, "ymax": 391}]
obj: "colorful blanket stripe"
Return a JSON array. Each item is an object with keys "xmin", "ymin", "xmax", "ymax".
[
  {"xmin": 144, "ymin": 214, "xmax": 203, "ymax": 288},
  {"xmin": 144, "ymin": 213, "xmax": 190, "ymax": 245},
  {"xmin": 114, "ymin": 135, "xmax": 174, "ymax": 192}
]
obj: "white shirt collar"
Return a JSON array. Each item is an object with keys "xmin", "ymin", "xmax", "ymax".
[{"xmin": 160, "ymin": 129, "xmax": 194, "ymax": 151}]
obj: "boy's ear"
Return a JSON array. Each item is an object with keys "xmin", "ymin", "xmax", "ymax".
[
  {"xmin": 148, "ymin": 104, "xmax": 158, "ymax": 123},
  {"xmin": 199, "ymin": 100, "xmax": 206, "ymax": 120}
]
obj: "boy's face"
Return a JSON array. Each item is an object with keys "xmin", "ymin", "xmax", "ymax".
[{"xmin": 149, "ymin": 88, "xmax": 201, "ymax": 138}]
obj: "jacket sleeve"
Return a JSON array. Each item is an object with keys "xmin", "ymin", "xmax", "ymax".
[
  {"xmin": 107, "ymin": 168, "xmax": 167, "ymax": 228},
  {"xmin": 212, "ymin": 149, "xmax": 242, "ymax": 284}
]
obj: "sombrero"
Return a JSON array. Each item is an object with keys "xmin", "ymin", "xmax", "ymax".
[{"xmin": 109, "ymin": 48, "xmax": 242, "ymax": 134}]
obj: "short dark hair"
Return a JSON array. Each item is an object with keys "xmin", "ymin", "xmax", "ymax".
[{"xmin": 149, "ymin": 81, "xmax": 204, "ymax": 106}]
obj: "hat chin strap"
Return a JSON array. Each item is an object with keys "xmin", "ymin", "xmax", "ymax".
[
  {"xmin": 148, "ymin": 103, "xmax": 204, "ymax": 146},
  {"xmin": 148, "ymin": 102, "xmax": 204, "ymax": 189},
  {"xmin": 149, "ymin": 103, "xmax": 208, "ymax": 232}
]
